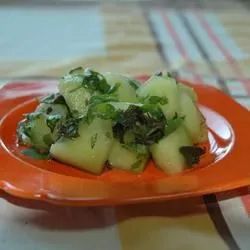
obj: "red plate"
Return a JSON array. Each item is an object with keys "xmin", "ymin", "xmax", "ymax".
[{"xmin": 0, "ymin": 79, "xmax": 249, "ymax": 206}]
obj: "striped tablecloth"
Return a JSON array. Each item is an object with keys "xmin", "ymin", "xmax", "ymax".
[{"xmin": 0, "ymin": 1, "xmax": 250, "ymax": 249}]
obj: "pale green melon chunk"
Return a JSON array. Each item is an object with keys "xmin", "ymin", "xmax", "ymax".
[
  {"xmin": 178, "ymin": 83, "xmax": 198, "ymax": 102},
  {"xmin": 180, "ymin": 91, "xmax": 208, "ymax": 144},
  {"xmin": 108, "ymin": 139, "xmax": 148, "ymax": 173},
  {"xmin": 136, "ymin": 75, "xmax": 180, "ymax": 118},
  {"xmin": 104, "ymin": 72, "xmax": 139, "ymax": 102},
  {"xmin": 58, "ymin": 74, "xmax": 91, "ymax": 115},
  {"xmin": 150, "ymin": 126, "xmax": 192, "ymax": 174},
  {"xmin": 50, "ymin": 118, "xmax": 113, "ymax": 174}
]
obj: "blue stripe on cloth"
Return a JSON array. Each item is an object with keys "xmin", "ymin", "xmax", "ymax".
[
  {"xmin": 0, "ymin": 6, "xmax": 106, "ymax": 60},
  {"xmin": 167, "ymin": 10, "xmax": 203, "ymax": 62},
  {"xmin": 204, "ymin": 13, "xmax": 248, "ymax": 60},
  {"xmin": 183, "ymin": 11, "xmax": 225, "ymax": 62},
  {"xmin": 149, "ymin": 10, "xmax": 183, "ymax": 70},
  {"xmin": 225, "ymin": 80, "xmax": 248, "ymax": 96},
  {"xmin": 200, "ymin": 76, "xmax": 221, "ymax": 89},
  {"xmin": 235, "ymin": 98, "xmax": 250, "ymax": 109},
  {"xmin": 177, "ymin": 71, "xmax": 195, "ymax": 82}
]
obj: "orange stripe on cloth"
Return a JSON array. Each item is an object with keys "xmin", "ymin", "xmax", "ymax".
[
  {"xmin": 115, "ymin": 197, "xmax": 228, "ymax": 250},
  {"xmin": 241, "ymin": 194, "xmax": 250, "ymax": 215},
  {"xmin": 102, "ymin": 5, "xmax": 165, "ymax": 75}
]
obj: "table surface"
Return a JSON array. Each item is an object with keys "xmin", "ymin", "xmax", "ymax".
[{"xmin": 0, "ymin": 1, "xmax": 250, "ymax": 249}]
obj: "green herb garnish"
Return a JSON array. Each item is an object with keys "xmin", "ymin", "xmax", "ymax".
[
  {"xmin": 87, "ymin": 103, "xmax": 118, "ymax": 123},
  {"xmin": 17, "ymin": 120, "xmax": 32, "ymax": 141},
  {"xmin": 141, "ymin": 95, "xmax": 168, "ymax": 105},
  {"xmin": 88, "ymin": 94, "xmax": 118, "ymax": 106},
  {"xmin": 165, "ymin": 113, "xmax": 185, "ymax": 136},
  {"xmin": 46, "ymin": 114, "xmax": 62, "ymax": 133},
  {"xmin": 40, "ymin": 93, "xmax": 66, "ymax": 105},
  {"xmin": 58, "ymin": 117, "xmax": 82, "ymax": 139},
  {"xmin": 70, "ymin": 68, "xmax": 110, "ymax": 94},
  {"xmin": 107, "ymin": 82, "xmax": 121, "ymax": 94},
  {"xmin": 179, "ymin": 146, "xmax": 206, "ymax": 167},
  {"xmin": 26, "ymin": 112, "xmax": 42, "ymax": 121},
  {"xmin": 131, "ymin": 158, "xmax": 143, "ymax": 170},
  {"xmin": 112, "ymin": 105, "xmax": 166, "ymax": 146},
  {"xmin": 69, "ymin": 66, "xmax": 83, "ymax": 75},
  {"xmin": 90, "ymin": 133, "xmax": 98, "ymax": 149},
  {"xmin": 128, "ymin": 79, "xmax": 140, "ymax": 90},
  {"xmin": 22, "ymin": 147, "xmax": 50, "ymax": 160},
  {"xmin": 122, "ymin": 143, "xmax": 148, "ymax": 155},
  {"xmin": 130, "ymin": 149, "xmax": 148, "ymax": 170},
  {"xmin": 155, "ymin": 71, "xmax": 163, "ymax": 76}
]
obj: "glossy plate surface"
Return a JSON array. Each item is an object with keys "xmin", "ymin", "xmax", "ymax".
[{"xmin": 0, "ymin": 79, "xmax": 249, "ymax": 206}]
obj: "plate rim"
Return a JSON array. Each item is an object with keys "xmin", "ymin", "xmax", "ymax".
[{"xmin": 0, "ymin": 78, "xmax": 249, "ymax": 206}]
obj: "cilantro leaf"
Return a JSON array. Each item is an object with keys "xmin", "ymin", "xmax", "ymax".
[
  {"xmin": 140, "ymin": 95, "xmax": 168, "ymax": 105},
  {"xmin": 76, "ymin": 68, "xmax": 110, "ymax": 94},
  {"xmin": 165, "ymin": 113, "xmax": 185, "ymax": 136}
]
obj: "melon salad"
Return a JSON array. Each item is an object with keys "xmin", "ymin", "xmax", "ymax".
[{"xmin": 17, "ymin": 67, "xmax": 208, "ymax": 175}]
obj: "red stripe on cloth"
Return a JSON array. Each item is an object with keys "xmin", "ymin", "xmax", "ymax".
[
  {"xmin": 160, "ymin": 11, "xmax": 203, "ymax": 83},
  {"xmin": 195, "ymin": 13, "xmax": 250, "ymax": 95},
  {"xmin": 241, "ymin": 195, "xmax": 250, "ymax": 215}
]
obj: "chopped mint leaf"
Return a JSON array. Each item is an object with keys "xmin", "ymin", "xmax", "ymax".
[
  {"xmin": 90, "ymin": 133, "xmax": 98, "ymax": 149},
  {"xmin": 22, "ymin": 147, "xmax": 50, "ymax": 160},
  {"xmin": 179, "ymin": 146, "xmax": 206, "ymax": 167},
  {"xmin": 113, "ymin": 105, "xmax": 166, "ymax": 146}
]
